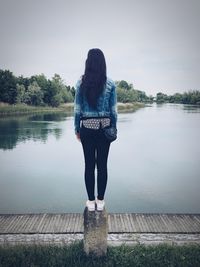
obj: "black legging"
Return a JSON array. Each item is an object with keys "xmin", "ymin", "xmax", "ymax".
[{"xmin": 80, "ymin": 124, "xmax": 111, "ymax": 201}]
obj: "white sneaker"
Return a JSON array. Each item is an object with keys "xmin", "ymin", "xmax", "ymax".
[
  {"xmin": 86, "ymin": 200, "xmax": 95, "ymax": 211},
  {"xmin": 96, "ymin": 197, "xmax": 105, "ymax": 211}
]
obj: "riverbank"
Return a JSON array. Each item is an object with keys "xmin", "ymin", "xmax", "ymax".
[
  {"xmin": 0, "ymin": 102, "xmax": 74, "ymax": 116},
  {"xmin": 117, "ymin": 102, "xmax": 145, "ymax": 112},
  {"xmin": 0, "ymin": 102, "xmax": 145, "ymax": 116}
]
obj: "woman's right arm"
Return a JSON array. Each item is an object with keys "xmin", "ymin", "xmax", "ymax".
[{"xmin": 109, "ymin": 82, "xmax": 117, "ymax": 128}]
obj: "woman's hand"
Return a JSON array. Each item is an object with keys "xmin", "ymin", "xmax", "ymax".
[{"xmin": 76, "ymin": 132, "xmax": 81, "ymax": 142}]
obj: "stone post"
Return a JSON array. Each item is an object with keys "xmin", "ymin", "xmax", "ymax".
[{"xmin": 83, "ymin": 206, "xmax": 108, "ymax": 257}]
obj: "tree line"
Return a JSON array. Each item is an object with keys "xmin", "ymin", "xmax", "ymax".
[
  {"xmin": 0, "ymin": 69, "xmax": 199, "ymax": 106},
  {"xmin": 115, "ymin": 80, "xmax": 153, "ymax": 103},
  {"xmin": 0, "ymin": 69, "xmax": 74, "ymax": 107},
  {"xmin": 0, "ymin": 70, "xmax": 153, "ymax": 106},
  {"xmin": 156, "ymin": 91, "xmax": 200, "ymax": 105}
]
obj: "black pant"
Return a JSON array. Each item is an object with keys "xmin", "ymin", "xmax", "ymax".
[{"xmin": 80, "ymin": 124, "xmax": 111, "ymax": 201}]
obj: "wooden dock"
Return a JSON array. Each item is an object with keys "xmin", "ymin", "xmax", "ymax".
[{"xmin": 0, "ymin": 213, "xmax": 200, "ymax": 246}]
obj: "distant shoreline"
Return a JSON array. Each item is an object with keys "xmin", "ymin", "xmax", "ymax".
[{"xmin": 0, "ymin": 102, "xmax": 145, "ymax": 117}]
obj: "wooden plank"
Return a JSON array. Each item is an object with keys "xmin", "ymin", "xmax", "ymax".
[
  {"xmin": 17, "ymin": 214, "xmax": 32, "ymax": 232},
  {"xmin": 107, "ymin": 214, "xmax": 111, "ymax": 232},
  {"xmin": 58, "ymin": 214, "xmax": 67, "ymax": 232},
  {"xmin": 125, "ymin": 213, "xmax": 132, "ymax": 232},
  {"xmin": 135, "ymin": 214, "xmax": 146, "ymax": 232},
  {"xmin": 194, "ymin": 215, "xmax": 200, "ymax": 225},
  {"xmin": 73, "ymin": 214, "xmax": 78, "ymax": 232},
  {"xmin": 0, "ymin": 213, "xmax": 200, "ymax": 234},
  {"xmin": 28, "ymin": 214, "xmax": 39, "ymax": 232},
  {"xmin": 182, "ymin": 214, "xmax": 200, "ymax": 232},
  {"xmin": 159, "ymin": 214, "xmax": 173, "ymax": 232},
  {"xmin": 80, "ymin": 214, "xmax": 84, "ymax": 232},
  {"xmin": 173, "ymin": 214, "xmax": 192, "ymax": 233},
  {"xmin": 6, "ymin": 215, "xmax": 22, "ymax": 233},
  {"xmin": 154, "ymin": 214, "xmax": 171, "ymax": 233},
  {"xmin": 76, "ymin": 214, "xmax": 83, "ymax": 232},
  {"xmin": 51, "ymin": 214, "xmax": 58, "ymax": 232},
  {"xmin": 109, "ymin": 214, "xmax": 115, "ymax": 232},
  {"xmin": 123, "ymin": 213, "xmax": 132, "ymax": 232},
  {"xmin": 112, "ymin": 214, "xmax": 118, "ymax": 232},
  {"xmin": 70, "ymin": 213, "xmax": 76, "ymax": 232},
  {"xmin": 139, "ymin": 214, "xmax": 151, "ymax": 232},
  {"xmin": 172, "ymin": 214, "xmax": 188, "ymax": 232},
  {"xmin": 49, "ymin": 214, "xmax": 58, "ymax": 233},
  {"xmin": 0, "ymin": 215, "xmax": 12, "ymax": 233},
  {"xmin": 62, "ymin": 214, "xmax": 71, "ymax": 233},
  {"xmin": 66, "ymin": 213, "xmax": 72, "ymax": 232},
  {"xmin": 114, "ymin": 214, "xmax": 120, "ymax": 232},
  {"xmin": 40, "ymin": 214, "xmax": 50, "ymax": 232},
  {"xmin": 51, "ymin": 214, "xmax": 60, "ymax": 233},
  {"xmin": 109, "ymin": 214, "xmax": 116, "ymax": 232},
  {"xmin": 149, "ymin": 214, "xmax": 160, "ymax": 232},
  {"xmin": 147, "ymin": 214, "xmax": 160, "ymax": 232},
  {"xmin": 130, "ymin": 213, "xmax": 141, "ymax": 232},
  {"xmin": 72, "ymin": 213, "xmax": 78, "ymax": 233},
  {"xmin": 142, "ymin": 214, "xmax": 154, "ymax": 232},
  {"xmin": 31, "ymin": 214, "xmax": 44, "ymax": 233},
  {"xmin": 127, "ymin": 213, "xmax": 137, "ymax": 232},
  {"xmin": 119, "ymin": 213, "xmax": 127, "ymax": 232},
  {"xmin": 72, "ymin": 213, "xmax": 77, "ymax": 232},
  {"xmin": 35, "ymin": 214, "xmax": 46, "ymax": 233},
  {"xmin": 65, "ymin": 213, "xmax": 73, "ymax": 232},
  {"xmin": 162, "ymin": 214, "xmax": 180, "ymax": 232}
]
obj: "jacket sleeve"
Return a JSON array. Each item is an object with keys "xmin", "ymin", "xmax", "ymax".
[
  {"xmin": 109, "ymin": 82, "xmax": 117, "ymax": 128},
  {"xmin": 74, "ymin": 80, "xmax": 82, "ymax": 134}
]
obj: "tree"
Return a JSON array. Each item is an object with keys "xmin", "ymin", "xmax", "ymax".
[
  {"xmin": 60, "ymin": 87, "xmax": 73, "ymax": 103},
  {"xmin": 0, "ymin": 69, "xmax": 17, "ymax": 104},
  {"xmin": 70, "ymin": 86, "xmax": 75, "ymax": 98},
  {"xmin": 17, "ymin": 75, "xmax": 30, "ymax": 89},
  {"xmin": 148, "ymin": 95, "xmax": 154, "ymax": 102},
  {"xmin": 29, "ymin": 74, "xmax": 49, "ymax": 105},
  {"xmin": 16, "ymin": 84, "xmax": 26, "ymax": 103},
  {"xmin": 156, "ymin": 92, "xmax": 168, "ymax": 103},
  {"xmin": 136, "ymin": 90, "xmax": 148, "ymax": 102},
  {"xmin": 116, "ymin": 87, "xmax": 137, "ymax": 103},
  {"xmin": 118, "ymin": 80, "xmax": 130, "ymax": 90},
  {"xmin": 24, "ymin": 81, "xmax": 44, "ymax": 106},
  {"xmin": 173, "ymin": 93, "xmax": 182, "ymax": 103},
  {"xmin": 47, "ymin": 74, "xmax": 64, "ymax": 107}
]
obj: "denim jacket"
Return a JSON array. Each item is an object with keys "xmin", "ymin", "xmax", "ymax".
[{"xmin": 74, "ymin": 76, "xmax": 117, "ymax": 134}]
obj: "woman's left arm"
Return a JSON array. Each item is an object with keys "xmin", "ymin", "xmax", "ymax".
[{"xmin": 74, "ymin": 80, "xmax": 82, "ymax": 138}]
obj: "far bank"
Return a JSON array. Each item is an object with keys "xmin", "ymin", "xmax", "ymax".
[{"xmin": 0, "ymin": 102, "xmax": 145, "ymax": 117}]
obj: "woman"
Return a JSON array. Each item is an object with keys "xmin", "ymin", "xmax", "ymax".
[{"xmin": 74, "ymin": 48, "xmax": 117, "ymax": 211}]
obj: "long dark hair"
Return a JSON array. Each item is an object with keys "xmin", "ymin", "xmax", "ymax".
[{"xmin": 80, "ymin": 48, "xmax": 107, "ymax": 109}]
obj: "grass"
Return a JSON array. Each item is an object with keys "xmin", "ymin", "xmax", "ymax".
[
  {"xmin": 0, "ymin": 240, "xmax": 200, "ymax": 267},
  {"xmin": 0, "ymin": 102, "xmax": 145, "ymax": 117},
  {"xmin": 0, "ymin": 102, "xmax": 74, "ymax": 116},
  {"xmin": 117, "ymin": 102, "xmax": 145, "ymax": 112}
]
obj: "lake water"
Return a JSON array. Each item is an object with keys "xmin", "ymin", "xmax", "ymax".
[{"xmin": 0, "ymin": 103, "xmax": 200, "ymax": 214}]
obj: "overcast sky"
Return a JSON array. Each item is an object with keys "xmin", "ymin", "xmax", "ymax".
[{"xmin": 0, "ymin": 0, "xmax": 199, "ymax": 96}]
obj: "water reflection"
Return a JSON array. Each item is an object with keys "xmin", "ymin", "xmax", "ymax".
[
  {"xmin": 28, "ymin": 113, "xmax": 70, "ymax": 122},
  {"xmin": 0, "ymin": 103, "xmax": 200, "ymax": 214},
  {"xmin": 0, "ymin": 112, "xmax": 70, "ymax": 150},
  {"xmin": 182, "ymin": 104, "xmax": 200, "ymax": 112},
  {"xmin": 157, "ymin": 103, "xmax": 200, "ymax": 113},
  {"xmin": 0, "ymin": 104, "xmax": 200, "ymax": 150}
]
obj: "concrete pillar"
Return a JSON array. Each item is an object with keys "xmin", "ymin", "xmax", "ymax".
[{"xmin": 83, "ymin": 206, "xmax": 108, "ymax": 257}]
